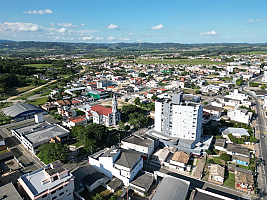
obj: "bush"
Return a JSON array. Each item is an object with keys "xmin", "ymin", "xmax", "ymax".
[{"xmin": 220, "ymin": 153, "xmax": 231, "ymax": 161}]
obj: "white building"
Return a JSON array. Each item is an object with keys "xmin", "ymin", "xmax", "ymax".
[
  {"xmin": 121, "ymin": 135, "xmax": 155, "ymax": 160},
  {"xmin": 90, "ymin": 94, "xmax": 120, "ymax": 126},
  {"xmin": 227, "ymin": 107, "xmax": 252, "ymax": 124},
  {"xmin": 89, "ymin": 147, "xmax": 143, "ymax": 186},
  {"xmin": 154, "ymin": 92, "xmax": 203, "ymax": 145},
  {"xmin": 225, "ymin": 89, "xmax": 248, "ymax": 101},
  {"xmin": 18, "ymin": 161, "xmax": 74, "ymax": 200}
]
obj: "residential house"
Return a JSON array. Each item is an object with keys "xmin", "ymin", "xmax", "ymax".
[
  {"xmin": 150, "ymin": 147, "xmax": 170, "ymax": 165},
  {"xmin": 18, "ymin": 161, "xmax": 74, "ymax": 200},
  {"xmin": 63, "ymin": 116, "xmax": 87, "ymax": 128},
  {"xmin": 214, "ymin": 139, "xmax": 226, "ymax": 151},
  {"xmin": 227, "ymin": 107, "xmax": 252, "ymax": 124},
  {"xmin": 232, "ymin": 155, "xmax": 250, "ymax": 166},
  {"xmin": 235, "ymin": 167, "xmax": 254, "ymax": 192},
  {"xmin": 208, "ymin": 164, "xmax": 225, "ymax": 185},
  {"xmin": 190, "ymin": 188, "xmax": 235, "ymax": 200},
  {"xmin": 58, "ymin": 106, "xmax": 76, "ymax": 118},
  {"xmin": 121, "ymin": 134, "xmax": 155, "ymax": 160},
  {"xmin": 203, "ymin": 105, "xmax": 222, "ymax": 119},
  {"xmin": 169, "ymin": 151, "xmax": 190, "ymax": 171},
  {"xmin": 226, "ymin": 143, "xmax": 250, "ymax": 158}
]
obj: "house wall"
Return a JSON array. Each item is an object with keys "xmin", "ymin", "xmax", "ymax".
[{"xmin": 169, "ymin": 160, "xmax": 186, "ymax": 168}]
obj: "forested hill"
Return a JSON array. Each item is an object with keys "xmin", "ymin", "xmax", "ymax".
[{"xmin": 0, "ymin": 40, "xmax": 267, "ymax": 57}]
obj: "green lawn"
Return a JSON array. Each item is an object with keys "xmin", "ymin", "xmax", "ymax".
[
  {"xmin": 28, "ymin": 97, "xmax": 49, "ymax": 106},
  {"xmin": 224, "ymin": 172, "xmax": 235, "ymax": 188},
  {"xmin": 24, "ymin": 64, "xmax": 53, "ymax": 68},
  {"xmin": 242, "ymin": 51, "xmax": 267, "ymax": 55}
]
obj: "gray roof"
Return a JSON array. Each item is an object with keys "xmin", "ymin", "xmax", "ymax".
[
  {"xmin": 130, "ymin": 170, "xmax": 153, "ymax": 189},
  {"xmin": 203, "ymin": 105, "xmax": 222, "ymax": 112},
  {"xmin": 214, "ymin": 139, "xmax": 226, "ymax": 148},
  {"xmin": 106, "ymin": 177, "xmax": 123, "ymax": 191},
  {"xmin": 226, "ymin": 144, "xmax": 250, "ymax": 157},
  {"xmin": 235, "ymin": 167, "xmax": 253, "ymax": 175},
  {"xmin": 3, "ymin": 103, "xmax": 44, "ymax": 118},
  {"xmin": 0, "ymin": 183, "xmax": 23, "ymax": 200},
  {"xmin": 13, "ymin": 122, "xmax": 69, "ymax": 147},
  {"xmin": 152, "ymin": 176, "xmax": 190, "ymax": 200},
  {"xmin": 83, "ymin": 172, "xmax": 105, "ymax": 187},
  {"xmin": 114, "ymin": 149, "xmax": 141, "ymax": 169},
  {"xmin": 192, "ymin": 188, "xmax": 234, "ymax": 200},
  {"xmin": 122, "ymin": 135, "xmax": 153, "ymax": 147},
  {"xmin": 72, "ymin": 165, "xmax": 96, "ymax": 191},
  {"xmin": 232, "ymin": 155, "xmax": 250, "ymax": 163}
]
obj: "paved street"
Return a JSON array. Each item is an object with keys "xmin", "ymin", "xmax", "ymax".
[{"xmin": 245, "ymin": 90, "xmax": 267, "ymax": 199}]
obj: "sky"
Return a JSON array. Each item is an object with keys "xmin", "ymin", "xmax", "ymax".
[{"xmin": 0, "ymin": 0, "xmax": 266, "ymax": 43}]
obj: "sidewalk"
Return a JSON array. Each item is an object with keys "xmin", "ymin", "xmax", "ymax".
[{"xmin": 194, "ymin": 156, "xmax": 206, "ymax": 179}]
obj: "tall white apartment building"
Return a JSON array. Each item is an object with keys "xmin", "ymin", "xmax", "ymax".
[{"xmin": 154, "ymin": 92, "xmax": 203, "ymax": 144}]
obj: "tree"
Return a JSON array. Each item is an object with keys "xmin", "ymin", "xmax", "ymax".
[
  {"xmin": 220, "ymin": 153, "xmax": 231, "ymax": 161},
  {"xmin": 151, "ymin": 95, "xmax": 157, "ymax": 101},
  {"xmin": 205, "ymin": 149, "xmax": 212, "ymax": 155},
  {"xmin": 37, "ymin": 143, "xmax": 70, "ymax": 164},
  {"xmin": 93, "ymin": 193, "xmax": 103, "ymax": 200},
  {"xmin": 134, "ymin": 97, "xmax": 140, "ymax": 105},
  {"xmin": 236, "ymin": 79, "xmax": 244, "ymax": 86},
  {"xmin": 109, "ymin": 195, "xmax": 117, "ymax": 200},
  {"xmin": 84, "ymin": 139, "xmax": 96, "ymax": 154},
  {"xmin": 118, "ymin": 120, "xmax": 125, "ymax": 131},
  {"xmin": 124, "ymin": 125, "xmax": 130, "ymax": 132},
  {"xmin": 138, "ymin": 73, "xmax": 146, "ymax": 77},
  {"xmin": 195, "ymin": 90, "xmax": 201, "ymax": 94}
]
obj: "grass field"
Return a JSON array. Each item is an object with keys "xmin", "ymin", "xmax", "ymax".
[
  {"xmin": 242, "ymin": 51, "xmax": 267, "ymax": 55},
  {"xmin": 224, "ymin": 172, "xmax": 235, "ymax": 188},
  {"xmin": 28, "ymin": 97, "xmax": 49, "ymax": 106},
  {"xmin": 126, "ymin": 58, "xmax": 227, "ymax": 65},
  {"xmin": 24, "ymin": 64, "xmax": 53, "ymax": 68}
]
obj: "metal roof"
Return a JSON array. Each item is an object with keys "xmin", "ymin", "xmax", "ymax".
[
  {"xmin": 152, "ymin": 176, "xmax": 190, "ymax": 200},
  {"xmin": 3, "ymin": 103, "xmax": 44, "ymax": 118}
]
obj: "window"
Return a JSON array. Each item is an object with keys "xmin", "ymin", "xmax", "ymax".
[
  {"xmin": 58, "ymin": 186, "xmax": 63, "ymax": 190},
  {"xmin": 53, "ymin": 176, "xmax": 58, "ymax": 181},
  {"xmin": 52, "ymin": 196, "xmax": 57, "ymax": 200},
  {"xmin": 67, "ymin": 193, "xmax": 71, "ymax": 196},
  {"xmin": 51, "ymin": 190, "xmax": 56, "ymax": 195},
  {"xmin": 59, "ymin": 192, "xmax": 64, "ymax": 196},
  {"xmin": 42, "ymin": 194, "xmax": 47, "ymax": 198}
]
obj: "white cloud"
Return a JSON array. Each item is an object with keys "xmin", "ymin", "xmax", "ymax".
[
  {"xmin": 200, "ymin": 30, "xmax": 218, "ymax": 35},
  {"xmin": 58, "ymin": 22, "xmax": 77, "ymax": 28},
  {"xmin": 46, "ymin": 32, "xmax": 55, "ymax": 35},
  {"xmin": 256, "ymin": 19, "xmax": 265, "ymax": 22},
  {"xmin": 245, "ymin": 30, "xmax": 249, "ymax": 34},
  {"xmin": 106, "ymin": 36, "xmax": 115, "ymax": 41},
  {"xmin": 58, "ymin": 28, "xmax": 67, "ymax": 33},
  {"xmin": 180, "ymin": 28, "xmax": 185, "ymax": 31},
  {"xmin": 184, "ymin": 35, "xmax": 188, "ymax": 37},
  {"xmin": 107, "ymin": 24, "xmax": 120, "ymax": 30},
  {"xmin": 248, "ymin": 19, "xmax": 254, "ymax": 23},
  {"xmin": 226, "ymin": 36, "xmax": 231, "ymax": 39},
  {"xmin": 23, "ymin": 9, "xmax": 53, "ymax": 15},
  {"xmin": 81, "ymin": 24, "xmax": 85, "ymax": 26},
  {"xmin": 95, "ymin": 37, "xmax": 104, "ymax": 41},
  {"xmin": 128, "ymin": 33, "xmax": 134, "ymax": 36},
  {"xmin": 150, "ymin": 24, "xmax": 164, "ymax": 30},
  {"xmin": 77, "ymin": 29, "xmax": 98, "ymax": 35},
  {"xmin": 0, "ymin": 22, "xmax": 43, "ymax": 33},
  {"xmin": 51, "ymin": 23, "xmax": 54, "ymax": 26},
  {"xmin": 119, "ymin": 38, "xmax": 130, "ymax": 41},
  {"xmin": 82, "ymin": 36, "xmax": 94, "ymax": 40}
]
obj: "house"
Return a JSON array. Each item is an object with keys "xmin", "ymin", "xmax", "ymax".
[
  {"xmin": 63, "ymin": 116, "xmax": 87, "ymax": 128},
  {"xmin": 214, "ymin": 138, "xmax": 226, "ymax": 151},
  {"xmin": 227, "ymin": 107, "xmax": 252, "ymax": 124},
  {"xmin": 203, "ymin": 105, "xmax": 222, "ymax": 119},
  {"xmin": 90, "ymin": 94, "xmax": 120, "ymax": 127},
  {"xmin": 222, "ymin": 127, "xmax": 250, "ymax": 139},
  {"xmin": 225, "ymin": 89, "xmax": 248, "ymax": 101},
  {"xmin": 235, "ymin": 167, "xmax": 254, "ymax": 192},
  {"xmin": 89, "ymin": 147, "xmax": 143, "ymax": 185},
  {"xmin": 169, "ymin": 151, "xmax": 190, "ymax": 171},
  {"xmin": 18, "ymin": 161, "xmax": 74, "ymax": 200},
  {"xmin": 121, "ymin": 134, "xmax": 155, "ymax": 160},
  {"xmin": 226, "ymin": 143, "xmax": 250, "ymax": 158},
  {"xmin": 151, "ymin": 147, "xmax": 170, "ymax": 165},
  {"xmin": 208, "ymin": 164, "xmax": 225, "ymax": 185},
  {"xmin": 232, "ymin": 155, "xmax": 250, "ymax": 166},
  {"xmin": 58, "ymin": 106, "xmax": 76, "ymax": 118}
]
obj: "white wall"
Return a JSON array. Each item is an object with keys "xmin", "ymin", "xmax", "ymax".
[{"xmin": 154, "ymin": 101, "xmax": 162, "ymax": 132}]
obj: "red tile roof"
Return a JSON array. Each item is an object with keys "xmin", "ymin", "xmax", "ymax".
[
  {"xmin": 71, "ymin": 117, "xmax": 86, "ymax": 123},
  {"xmin": 71, "ymin": 100, "xmax": 82, "ymax": 104},
  {"xmin": 91, "ymin": 105, "xmax": 112, "ymax": 116}
]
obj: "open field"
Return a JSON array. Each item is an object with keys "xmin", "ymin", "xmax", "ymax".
[
  {"xmin": 28, "ymin": 97, "xmax": 49, "ymax": 106},
  {"xmin": 23, "ymin": 64, "xmax": 53, "ymax": 68},
  {"xmin": 242, "ymin": 51, "xmax": 267, "ymax": 55},
  {"xmin": 224, "ymin": 172, "xmax": 235, "ymax": 188},
  {"xmin": 127, "ymin": 58, "xmax": 227, "ymax": 65}
]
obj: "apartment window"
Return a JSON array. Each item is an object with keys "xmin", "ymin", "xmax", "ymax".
[
  {"xmin": 53, "ymin": 176, "xmax": 58, "ymax": 181},
  {"xmin": 67, "ymin": 193, "xmax": 71, "ymax": 196},
  {"xmin": 42, "ymin": 194, "xmax": 47, "ymax": 198},
  {"xmin": 51, "ymin": 190, "xmax": 56, "ymax": 195},
  {"xmin": 58, "ymin": 186, "xmax": 63, "ymax": 190},
  {"xmin": 52, "ymin": 196, "xmax": 57, "ymax": 200},
  {"xmin": 59, "ymin": 192, "xmax": 64, "ymax": 196}
]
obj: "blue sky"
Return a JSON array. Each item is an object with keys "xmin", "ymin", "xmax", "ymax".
[{"xmin": 0, "ymin": 0, "xmax": 266, "ymax": 43}]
